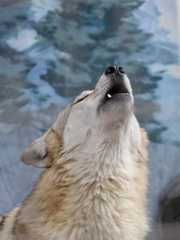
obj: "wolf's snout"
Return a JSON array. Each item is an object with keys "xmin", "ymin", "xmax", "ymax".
[
  {"xmin": 105, "ymin": 65, "xmax": 125, "ymax": 75},
  {"xmin": 103, "ymin": 65, "xmax": 129, "ymax": 98},
  {"xmin": 96, "ymin": 65, "xmax": 133, "ymax": 109}
]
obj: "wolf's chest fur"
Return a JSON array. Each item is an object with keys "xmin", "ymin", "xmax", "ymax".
[{"xmin": 14, "ymin": 140, "xmax": 148, "ymax": 240}]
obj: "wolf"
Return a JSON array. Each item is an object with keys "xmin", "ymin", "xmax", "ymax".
[{"xmin": 0, "ymin": 66, "xmax": 149, "ymax": 240}]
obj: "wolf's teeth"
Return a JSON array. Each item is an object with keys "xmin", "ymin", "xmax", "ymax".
[{"xmin": 107, "ymin": 93, "xmax": 112, "ymax": 98}]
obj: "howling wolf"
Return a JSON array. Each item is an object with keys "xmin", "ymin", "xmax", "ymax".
[{"xmin": 0, "ymin": 66, "xmax": 149, "ymax": 240}]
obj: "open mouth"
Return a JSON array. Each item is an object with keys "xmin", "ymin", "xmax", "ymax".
[{"xmin": 105, "ymin": 82, "xmax": 129, "ymax": 101}]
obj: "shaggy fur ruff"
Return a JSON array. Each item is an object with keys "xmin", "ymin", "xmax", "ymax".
[{"xmin": 0, "ymin": 126, "xmax": 149, "ymax": 240}]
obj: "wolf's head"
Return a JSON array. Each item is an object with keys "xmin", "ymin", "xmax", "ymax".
[{"xmin": 21, "ymin": 66, "xmax": 146, "ymax": 168}]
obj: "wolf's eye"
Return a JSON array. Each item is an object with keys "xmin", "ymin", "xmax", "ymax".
[{"xmin": 73, "ymin": 90, "xmax": 93, "ymax": 104}]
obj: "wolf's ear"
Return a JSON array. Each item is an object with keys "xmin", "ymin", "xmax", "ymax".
[
  {"xmin": 21, "ymin": 106, "xmax": 70, "ymax": 168},
  {"xmin": 21, "ymin": 137, "xmax": 51, "ymax": 168},
  {"xmin": 21, "ymin": 128, "xmax": 62, "ymax": 168}
]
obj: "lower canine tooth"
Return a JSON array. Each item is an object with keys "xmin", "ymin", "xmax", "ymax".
[{"xmin": 107, "ymin": 93, "xmax": 112, "ymax": 98}]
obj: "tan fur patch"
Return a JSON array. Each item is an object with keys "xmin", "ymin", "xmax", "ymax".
[
  {"xmin": 0, "ymin": 215, "xmax": 6, "ymax": 231},
  {"xmin": 0, "ymin": 207, "xmax": 19, "ymax": 240},
  {"xmin": 44, "ymin": 128, "xmax": 63, "ymax": 166}
]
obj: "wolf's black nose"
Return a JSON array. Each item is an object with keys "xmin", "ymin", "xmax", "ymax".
[
  {"xmin": 105, "ymin": 66, "xmax": 116, "ymax": 75},
  {"xmin": 118, "ymin": 66, "xmax": 125, "ymax": 74},
  {"xmin": 105, "ymin": 65, "xmax": 125, "ymax": 75}
]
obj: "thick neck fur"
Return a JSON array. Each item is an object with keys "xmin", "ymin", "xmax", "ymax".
[{"xmin": 16, "ymin": 118, "xmax": 149, "ymax": 240}]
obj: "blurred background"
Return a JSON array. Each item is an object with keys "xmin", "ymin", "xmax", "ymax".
[{"xmin": 0, "ymin": 0, "xmax": 180, "ymax": 239}]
